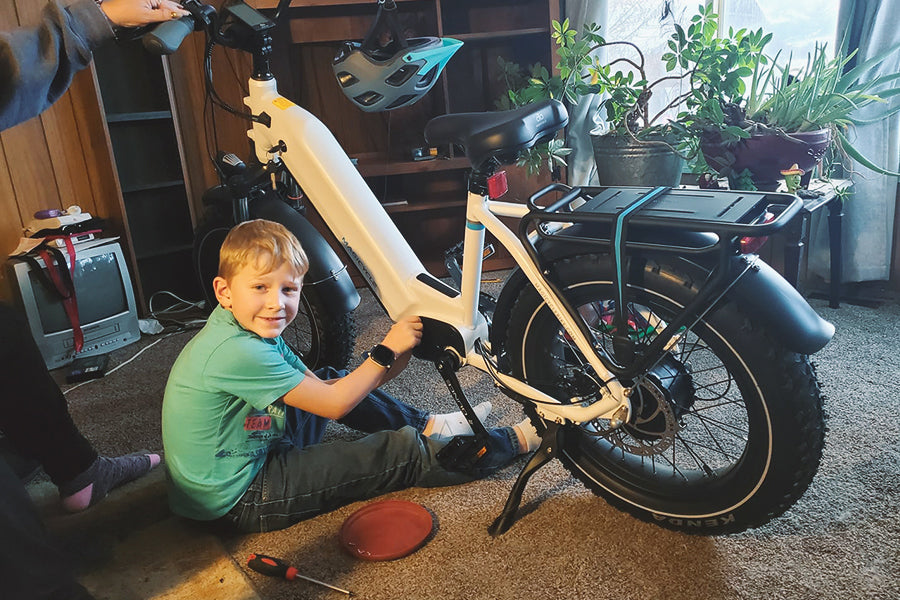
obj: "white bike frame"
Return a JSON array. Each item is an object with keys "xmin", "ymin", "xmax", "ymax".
[{"xmin": 244, "ymin": 78, "xmax": 631, "ymax": 426}]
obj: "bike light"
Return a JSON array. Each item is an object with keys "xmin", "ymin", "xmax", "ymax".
[
  {"xmin": 487, "ymin": 171, "xmax": 508, "ymax": 199},
  {"xmin": 740, "ymin": 209, "xmax": 776, "ymax": 254}
]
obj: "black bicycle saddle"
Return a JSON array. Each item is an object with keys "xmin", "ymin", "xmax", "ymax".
[{"xmin": 424, "ymin": 99, "xmax": 568, "ymax": 169}]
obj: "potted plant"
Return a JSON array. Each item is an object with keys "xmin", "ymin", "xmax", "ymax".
[
  {"xmin": 678, "ymin": 7, "xmax": 900, "ymax": 190},
  {"xmin": 497, "ymin": 6, "xmax": 767, "ymax": 187}
]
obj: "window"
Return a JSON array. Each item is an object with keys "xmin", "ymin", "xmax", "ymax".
[{"xmin": 600, "ymin": 0, "xmax": 841, "ymax": 126}]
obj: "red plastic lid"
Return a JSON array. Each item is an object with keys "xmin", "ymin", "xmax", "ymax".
[{"xmin": 339, "ymin": 500, "xmax": 434, "ymax": 561}]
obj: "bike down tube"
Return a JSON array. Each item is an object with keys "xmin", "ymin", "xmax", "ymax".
[
  {"xmin": 243, "ymin": 78, "xmax": 488, "ymax": 346},
  {"xmin": 471, "ymin": 196, "xmax": 632, "ymax": 425}
]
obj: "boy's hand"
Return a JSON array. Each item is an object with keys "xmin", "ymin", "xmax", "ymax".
[{"xmin": 381, "ymin": 316, "xmax": 423, "ymax": 356}]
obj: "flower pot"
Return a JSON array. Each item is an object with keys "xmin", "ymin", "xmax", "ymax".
[
  {"xmin": 591, "ymin": 134, "xmax": 685, "ymax": 187},
  {"xmin": 700, "ymin": 128, "xmax": 832, "ymax": 190}
]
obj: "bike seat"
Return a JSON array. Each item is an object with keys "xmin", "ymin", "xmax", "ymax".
[{"xmin": 424, "ymin": 99, "xmax": 568, "ymax": 170}]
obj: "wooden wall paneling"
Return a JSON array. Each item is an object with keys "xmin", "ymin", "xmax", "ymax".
[
  {"xmin": 0, "ymin": 139, "xmax": 21, "ymax": 296},
  {"xmin": 10, "ymin": 0, "xmax": 95, "ymax": 216},
  {"xmin": 0, "ymin": 120, "xmax": 62, "ymax": 229}
]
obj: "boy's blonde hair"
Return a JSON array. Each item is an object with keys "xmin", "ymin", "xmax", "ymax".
[{"xmin": 218, "ymin": 219, "xmax": 309, "ymax": 281}]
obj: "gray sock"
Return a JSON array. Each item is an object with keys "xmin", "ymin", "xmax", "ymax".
[{"xmin": 59, "ymin": 452, "xmax": 160, "ymax": 512}]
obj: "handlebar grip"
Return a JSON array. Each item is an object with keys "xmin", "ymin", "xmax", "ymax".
[{"xmin": 143, "ymin": 16, "xmax": 195, "ymax": 54}]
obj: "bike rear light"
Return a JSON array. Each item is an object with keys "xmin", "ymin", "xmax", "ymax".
[
  {"xmin": 740, "ymin": 209, "xmax": 776, "ymax": 254},
  {"xmin": 487, "ymin": 171, "xmax": 508, "ymax": 199}
]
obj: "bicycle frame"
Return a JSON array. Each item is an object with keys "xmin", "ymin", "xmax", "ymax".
[{"xmin": 244, "ymin": 77, "xmax": 632, "ymax": 426}]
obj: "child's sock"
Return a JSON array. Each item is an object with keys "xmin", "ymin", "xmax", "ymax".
[
  {"xmin": 513, "ymin": 417, "xmax": 543, "ymax": 453},
  {"xmin": 427, "ymin": 401, "xmax": 492, "ymax": 442},
  {"xmin": 59, "ymin": 452, "xmax": 161, "ymax": 513}
]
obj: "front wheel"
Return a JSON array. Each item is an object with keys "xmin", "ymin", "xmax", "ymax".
[
  {"xmin": 193, "ymin": 213, "xmax": 356, "ymax": 371},
  {"xmin": 505, "ymin": 253, "xmax": 826, "ymax": 534}
]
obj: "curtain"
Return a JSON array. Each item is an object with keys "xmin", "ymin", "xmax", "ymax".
[
  {"xmin": 808, "ymin": 0, "xmax": 900, "ymax": 283},
  {"xmin": 563, "ymin": 0, "xmax": 606, "ymax": 185}
]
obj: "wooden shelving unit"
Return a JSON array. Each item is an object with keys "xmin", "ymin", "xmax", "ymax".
[
  {"xmin": 241, "ymin": 0, "xmax": 560, "ymax": 277},
  {"xmin": 92, "ymin": 39, "xmax": 201, "ymax": 308}
]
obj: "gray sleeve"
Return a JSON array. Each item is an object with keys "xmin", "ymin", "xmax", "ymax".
[{"xmin": 0, "ymin": 0, "xmax": 114, "ymax": 131}]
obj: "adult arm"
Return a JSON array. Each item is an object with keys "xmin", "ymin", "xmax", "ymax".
[{"xmin": 0, "ymin": 0, "xmax": 187, "ymax": 131}]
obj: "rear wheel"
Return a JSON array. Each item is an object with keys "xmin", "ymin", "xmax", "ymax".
[
  {"xmin": 505, "ymin": 254, "xmax": 825, "ymax": 534},
  {"xmin": 193, "ymin": 213, "xmax": 356, "ymax": 370}
]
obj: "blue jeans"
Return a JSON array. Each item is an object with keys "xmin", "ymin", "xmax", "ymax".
[{"xmin": 225, "ymin": 367, "xmax": 519, "ymax": 533}]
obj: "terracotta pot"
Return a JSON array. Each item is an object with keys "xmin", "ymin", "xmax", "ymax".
[
  {"xmin": 591, "ymin": 134, "xmax": 685, "ymax": 187},
  {"xmin": 700, "ymin": 128, "xmax": 832, "ymax": 190}
]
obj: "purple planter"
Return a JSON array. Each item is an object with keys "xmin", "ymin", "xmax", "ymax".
[{"xmin": 700, "ymin": 128, "xmax": 832, "ymax": 190}]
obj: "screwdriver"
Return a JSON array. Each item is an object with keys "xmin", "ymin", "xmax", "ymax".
[{"xmin": 247, "ymin": 553, "xmax": 353, "ymax": 596}]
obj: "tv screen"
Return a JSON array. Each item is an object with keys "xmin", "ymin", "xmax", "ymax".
[
  {"xmin": 29, "ymin": 251, "xmax": 129, "ymax": 334},
  {"xmin": 7, "ymin": 241, "xmax": 141, "ymax": 369}
]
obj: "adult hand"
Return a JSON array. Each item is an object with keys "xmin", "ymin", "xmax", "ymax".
[
  {"xmin": 381, "ymin": 316, "xmax": 423, "ymax": 356},
  {"xmin": 99, "ymin": 0, "xmax": 190, "ymax": 28}
]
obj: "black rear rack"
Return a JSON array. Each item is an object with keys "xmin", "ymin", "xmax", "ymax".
[
  {"xmin": 523, "ymin": 184, "xmax": 801, "ymax": 247},
  {"xmin": 512, "ymin": 184, "xmax": 802, "ymax": 381}
]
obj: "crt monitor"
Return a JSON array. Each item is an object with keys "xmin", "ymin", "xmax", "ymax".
[{"xmin": 7, "ymin": 241, "xmax": 141, "ymax": 370}]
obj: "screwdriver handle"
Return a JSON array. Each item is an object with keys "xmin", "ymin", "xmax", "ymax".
[{"xmin": 247, "ymin": 553, "xmax": 298, "ymax": 580}]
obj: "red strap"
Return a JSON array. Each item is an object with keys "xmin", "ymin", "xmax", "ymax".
[{"xmin": 37, "ymin": 247, "xmax": 83, "ymax": 352}]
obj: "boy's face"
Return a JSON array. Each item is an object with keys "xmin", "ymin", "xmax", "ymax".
[{"xmin": 213, "ymin": 260, "xmax": 303, "ymax": 338}]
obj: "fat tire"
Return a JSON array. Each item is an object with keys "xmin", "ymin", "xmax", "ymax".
[
  {"xmin": 193, "ymin": 213, "xmax": 356, "ymax": 371},
  {"xmin": 505, "ymin": 253, "xmax": 826, "ymax": 534}
]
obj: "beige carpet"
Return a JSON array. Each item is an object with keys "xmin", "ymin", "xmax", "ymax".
[{"xmin": 59, "ymin": 282, "xmax": 900, "ymax": 600}]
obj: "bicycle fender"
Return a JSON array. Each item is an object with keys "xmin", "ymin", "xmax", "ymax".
[
  {"xmin": 250, "ymin": 195, "xmax": 360, "ymax": 317},
  {"xmin": 728, "ymin": 256, "xmax": 834, "ymax": 355},
  {"xmin": 491, "ymin": 235, "xmax": 833, "ymax": 358}
]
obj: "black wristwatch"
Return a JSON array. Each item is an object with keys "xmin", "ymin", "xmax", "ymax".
[{"xmin": 366, "ymin": 344, "xmax": 395, "ymax": 369}]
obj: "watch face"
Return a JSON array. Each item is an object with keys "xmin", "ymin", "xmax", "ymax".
[{"xmin": 370, "ymin": 344, "xmax": 394, "ymax": 368}]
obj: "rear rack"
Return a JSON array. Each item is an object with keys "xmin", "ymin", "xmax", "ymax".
[
  {"xmin": 524, "ymin": 184, "xmax": 801, "ymax": 243},
  {"xmin": 512, "ymin": 184, "xmax": 802, "ymax": 381}
]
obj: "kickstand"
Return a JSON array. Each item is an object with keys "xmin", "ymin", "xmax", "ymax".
[{"xmin": 488, "ymin": 421, "xmax": 560, "ymax": 536}]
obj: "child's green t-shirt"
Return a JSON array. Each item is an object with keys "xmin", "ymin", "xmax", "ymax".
[{"xmin": 162, "ymin": 305, "xmax": 306, "ymax": 520}]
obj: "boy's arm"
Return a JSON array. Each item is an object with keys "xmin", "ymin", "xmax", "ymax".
[{"xmin": 282, "ymin": 316, "xmax": 422, "ymax": 419}]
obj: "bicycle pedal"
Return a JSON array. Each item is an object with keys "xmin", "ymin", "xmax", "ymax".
[{"xmin": 436, "ymin": 434, "xmax": 489, "ymax": 471}]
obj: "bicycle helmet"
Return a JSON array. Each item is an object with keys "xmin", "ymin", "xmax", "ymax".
[{"xmin": 333, "ymin": 1, "xmax": 462, "ymax": 112}]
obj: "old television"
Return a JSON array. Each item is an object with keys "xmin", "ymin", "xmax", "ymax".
[{"xmin": 7, "ymin": 241, "xmax": 140, "ymax": 370}]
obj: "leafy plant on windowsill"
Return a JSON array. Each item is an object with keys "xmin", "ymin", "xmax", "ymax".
[
  {"xmin": 682, "ymin": 11, "xmax": 900, "ymax": 180},
  {"xmin": 496, "ymin": 5, "xmax": 768, "ymax": 176}
]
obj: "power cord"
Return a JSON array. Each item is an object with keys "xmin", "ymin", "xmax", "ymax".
[{"xmin": 62, "ymin": 330, "xmax": 185, "ymax": 395}]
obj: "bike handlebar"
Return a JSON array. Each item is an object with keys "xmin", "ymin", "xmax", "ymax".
[{"xmin": 143, "ymin": 16, "xmax": 195, "ymax": 55}]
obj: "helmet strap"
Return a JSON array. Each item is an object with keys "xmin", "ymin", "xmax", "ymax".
[{"xmin": 361, "ymin": 0, "xmax": 408, "ymax": 53}]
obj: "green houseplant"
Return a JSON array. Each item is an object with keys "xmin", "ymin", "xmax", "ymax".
[
  {"xmin": 497, "ymin": 5, "xmax": 769, "ymax": 186},
  {"xmin": 676, "ymin": 6, "xmax": 900, "ymax": 189}
]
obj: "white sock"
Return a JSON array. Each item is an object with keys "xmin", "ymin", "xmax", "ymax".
[
  {"xmin": 514, "ymin": 417, "xmax": 542, "ymax": 453},
  {"xmin": 428, "ymin": 401, "xmax": 492, "ymax": 442}
]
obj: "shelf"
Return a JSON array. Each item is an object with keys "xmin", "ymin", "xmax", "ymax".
[
  {"xmin": 135, "ymin": 242, "xmax": 194, "ymax": 261},
  {"xmin": 449, "ymin": 28, "xmax": 550, "ymax": 42},
  {"xmin": 121, "ymin": 180, "xmax": 185, "ymax": 194},
  {"xmin": 250, "ymin": 0, "xmax": 421, "ymax": 8},
  {"xmin": 106, "ymin": 111, "xmax": 173, "ymax": 123},
  {"xmin": 383, "ymin": 198, "xmax": 466, "ymax": 214},
  {"xmin": 354, "ymin": 156, "xmax": 470, "ymax": 177}
]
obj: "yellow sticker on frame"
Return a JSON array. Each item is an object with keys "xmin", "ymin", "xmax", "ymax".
[{"xmin": 273, "ymin": 97, "xmax": 295, "ymax": 110}]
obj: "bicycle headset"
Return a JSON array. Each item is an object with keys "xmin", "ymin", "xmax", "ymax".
[{"xmin": 332, "ymin": 0, "xmax": 462, "ymax": 112}]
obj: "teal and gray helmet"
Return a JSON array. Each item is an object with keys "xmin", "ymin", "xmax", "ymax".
[{"xmin": 332, "ymin": 1, "xmax": 462, "ymax": 112}]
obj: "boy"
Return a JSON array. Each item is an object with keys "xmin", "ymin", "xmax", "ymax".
[{"xmin": 162, "ymin": 219, "xmax": 539, "ymax": 532}]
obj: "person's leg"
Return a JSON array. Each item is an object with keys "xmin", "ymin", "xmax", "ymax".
[
  {"xmin": 0, "ymin": 459, "xmax": 96, "ymax": 600},
  {"xmin": 0, "ymin": 303, "xmax": 96, "ymax": 483},
  {"xmin": 317, "ymin": 366, "xmax": 492, "ymax": 440},
  {"xmin": 0, "ymin": 303, "xmax": 159, "ymax": 511},
  {"xmin": 226, "ymin": 424, "xmax": 520, "ymax": 533}
]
